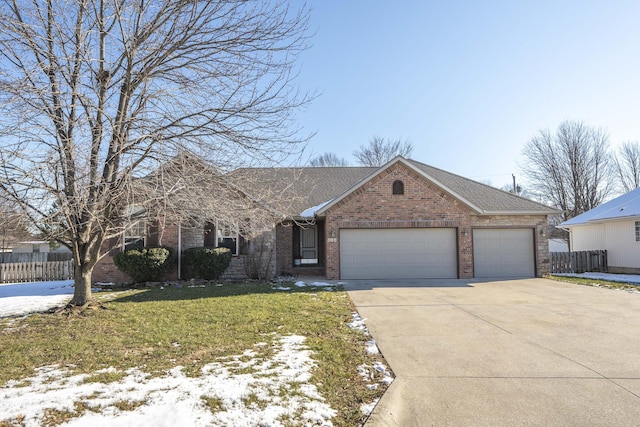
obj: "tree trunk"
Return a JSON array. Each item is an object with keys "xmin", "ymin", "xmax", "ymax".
[{"xmin": 70, "ymin": 262, "xmax": 94, "ymax": 305}]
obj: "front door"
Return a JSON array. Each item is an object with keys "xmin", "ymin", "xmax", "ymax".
[{"xmin": 300, "ymin": 226, "xmax": 318, "ymax": 264}]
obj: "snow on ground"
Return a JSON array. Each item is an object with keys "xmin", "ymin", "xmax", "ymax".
[
  {"xmin": 0, "ymin": 335, "xmax": 336, "ymax": 427},
  {"xmin": 1, "ymin": 280, "xmax": 388, "ymax": 425},
  {"xmin": 0, "ymin": 280, "xmax": 74, "ymax": 318},
  {"xmin": 277, "ymin": 280, "xmax": 336, "ymax": 291},
  {"xmin": 347, "ymin": 312, "xmax": 394, "ymax": 403},
  {"xmin": 554, "ymin": 272, "xmax": 640, "ymax": 285}
]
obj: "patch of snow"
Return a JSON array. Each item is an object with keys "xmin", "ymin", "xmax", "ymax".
[
  {"xmin": 365, "ymin": 339, "xmax": 379, "ymax": 355},
  {"xmin": 0, "ymin": 335, "xmax": 336, "ymax": 427},
  {"xmin": 346, "ymin": 312, "xmax": 368, "ymax": 333},
  {"xmin": 360, "ymin": 398, "xmax": 379, "ymax": 416},
  {"xmin": 294, "ymin": 281, "xmax": 306, "ymax": 287},
  {"xmin": 273, "ymin": 286, "xmax": 291, "ymax": 291},
  {"xmin": 299, "ymin": 199, "xmax": 332, "ymax": 219},
  {"xmin": 357, "ymin": 364, "xmax": 373, "ymax": 382},
  {"xmin": 348, "ymin": 312, "xmax": 394, "ymax": 418},
  {"xmin": 310, "ymin": 282, "xmax": 336, "ymax": 289},
  {"xmin": 0, "ymin": 280, "xmax": 75, "ymax": 318},
  {"xmin": 555, "ymin": 272, "xmax": 640, "ymax": 285}
]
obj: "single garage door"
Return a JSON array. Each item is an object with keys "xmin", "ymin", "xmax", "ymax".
[
  {"xmin": 473, "ymin": 228, "xmax": 535, "ymax": 278},
  {"xmin": 340, "ymin": 228, "xmax": 457, "ymax": 279}
]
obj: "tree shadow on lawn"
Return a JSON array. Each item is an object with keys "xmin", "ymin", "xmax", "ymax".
[{"xmin": 106, "ymin": 281, "xmax": 339, "ymax": 304}]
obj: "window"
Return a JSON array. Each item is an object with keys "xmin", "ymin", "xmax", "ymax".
[
  {"xmin": 216, "ymin": 222, "xmax": 238, "ymax": 255},
  {"xmin": 203, "ymin": 222, "xmax": 216, "ymax": 248},
  {"xmin": 392, "ymin": 180, "xmax": 404, "ymax": 195},
  {"xmin": 124, "ymin": 220, "xmax": 146, "ymax": 250},
  {"xmin": 635, "ymin": 221, "xmax": 640, "ymax": 242}
]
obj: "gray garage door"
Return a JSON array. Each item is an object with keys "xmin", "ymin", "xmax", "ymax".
[
  {"xmin": 340, "ymin": 228, "xmax": 457, "ymax": 279},
  {"xmin": 473, "ymin": 228, "xmax": 535, "ymax": 278}
]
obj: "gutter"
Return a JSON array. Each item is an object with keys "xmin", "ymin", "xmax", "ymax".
[
  {"xmin": 477, "ymin": 209, "xmax": 562, "ymax": 216},
  {"xmin": 177, "ymin": 222, "xmax": 182, "ymax": 280}
]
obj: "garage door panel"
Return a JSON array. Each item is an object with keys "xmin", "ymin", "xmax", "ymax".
[
  {"xmin": 340, "ymin": 228, "xmax": 457, "ymax": 279},
  {"xmin": 473, "ymin": 229, "xmax": 534, "ymax": 278}
]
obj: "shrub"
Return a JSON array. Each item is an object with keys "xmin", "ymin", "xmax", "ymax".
[
  {"xmin": 113, "ymin": 247, "xmax": 175, "ymax": 283},
  {"xmin": 244, "ymin": 235, "xmax": 274, "ymax": 280},
  {"xmin": 182, "ymin": 247, "xmax": 232, "ymax": 280}
]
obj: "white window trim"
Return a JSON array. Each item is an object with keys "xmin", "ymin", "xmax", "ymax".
[{"xmin": 123, "ymin": 220, "xmax": 146, "ymax": 251}]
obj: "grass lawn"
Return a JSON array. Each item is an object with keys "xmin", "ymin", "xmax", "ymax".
[{"xmin": 0, "ymin": 281, "xmax": 389, "ymax": 426}]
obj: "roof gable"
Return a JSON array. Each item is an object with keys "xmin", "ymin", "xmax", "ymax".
[
  {"xmin": 316, "ymin": 156, "xmax": 558, "ymax": 216},
  {"xmin": 560, "ymin": 188, "xmax": 640, "ymax": 227}
]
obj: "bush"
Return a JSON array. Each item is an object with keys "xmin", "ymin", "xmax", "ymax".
[
  {"xmin": 113, "ymin": 247, "xmax": 175, "ymax": 283},
  {"xmin": 244, "ymin": 235, "xmax": 274, "ymax": 280},
  {"xmin": 182, "ymin": 247, "xmax": 232, "ymax": 280}
]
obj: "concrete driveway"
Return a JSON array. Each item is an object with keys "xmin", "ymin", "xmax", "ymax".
[{"xmin": 344, "ymin": 278, "xmax": 640, "ymax": 426}]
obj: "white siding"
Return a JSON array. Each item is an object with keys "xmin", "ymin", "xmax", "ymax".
[
  {"xmin": 570, "ymin": 223, "xmax": 606, "ymax": 251},
  {"xmin": 570, "ymin": 219, "xmax": 640, "ymax": 269}
]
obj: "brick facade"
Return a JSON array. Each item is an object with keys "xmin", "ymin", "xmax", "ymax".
[
  {"xmin": 95, "ymin": 162, "xmax": 551, "ymax": 283},
  {"xmin": 471, "ymin": 214, "xmax": 551, "ymax": 276},
  {"xmin": 92, "ymin": 223, "xmax": 183, "ymax": 283},
  {"xmin": 318, "ymin": 162, "xmax": 550, "ymax": 280},
  {"xmin": 93, "ymin": 221, "xmax": 278, "ymax": 284}
]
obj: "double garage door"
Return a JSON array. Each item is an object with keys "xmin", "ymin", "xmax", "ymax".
[
  {"xmin": 340, "ymin": 228, "xmax": 457, "ymax": 279},
  {"xmin": 339, "ymin": 228, "xmax": 535, "ymax": 279}
]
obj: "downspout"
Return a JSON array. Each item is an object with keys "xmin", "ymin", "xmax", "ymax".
[{"xmin": 177, "ymin": 222, "xmax": 182, "ymax": 280}]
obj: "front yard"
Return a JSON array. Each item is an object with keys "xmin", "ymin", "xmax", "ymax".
[{"xmin": 0, "ymin": 281, "xmax": 391, "ymax": 426}]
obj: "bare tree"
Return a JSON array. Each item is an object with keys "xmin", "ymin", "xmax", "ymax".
[
  {"xmin": 309, "ymin": 152, "xmax": 348, "ymax": 167},
  {"xmin": 0, "ymin": 0, "xmax": 312, "ymax": 306},
  {"xmin": 614, "ymin": 141, "xmax": 640, "ymax": 193},
  {"xmin": 520, "ymin": 120, "xmax": 613, "ymax": 221},
  {"xmin": 499, "ymin": 182, "xmax": 528, "ymax": 198},
  {"xmin": 0, "ymin": 197, "xmax": 33, "ymax": 258},
  {"xmin": 353, "ymin": 136, "xmax": 413, "ymax": 166}
]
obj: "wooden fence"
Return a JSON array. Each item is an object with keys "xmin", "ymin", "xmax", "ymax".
[
  {"xmin": 0, "ymin": 252, "xmax": 72, "ymax": 263},
  {"xmin": 0, "ymin": 260, "xmax": 74, "ymax": 283},
  {"xmin": 550, "ymin": 250, "xmax": 607, "ymax": 274}
]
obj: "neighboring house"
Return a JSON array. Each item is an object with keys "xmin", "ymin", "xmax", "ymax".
[
  {"xmin": 93, "ymin": 156, "xmax": 558, "ymax": 283},
  {"xmin": 559, "ymin": 187, "xmax": 640, "ymax": 274},
  {"xmin": 12, "ymin": 241, "xmax": 50, "ymax": 254}
]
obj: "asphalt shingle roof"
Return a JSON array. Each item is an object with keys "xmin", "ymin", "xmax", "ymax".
[
  {"xmin": 231, "ymin": 158, "xmax": 557, "ymax": 217},
  {"xmin": 228, "ymin": 167, "xmax": 376, "ymax": 215},
  {"xmin": 406, "ymin": 159, "xmax": 558, "ymax": 214}
]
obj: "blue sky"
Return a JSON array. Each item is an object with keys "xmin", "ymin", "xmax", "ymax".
[{"xmin": 296, "ymin": 1, "xmax": 640, "ymax": 188}]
